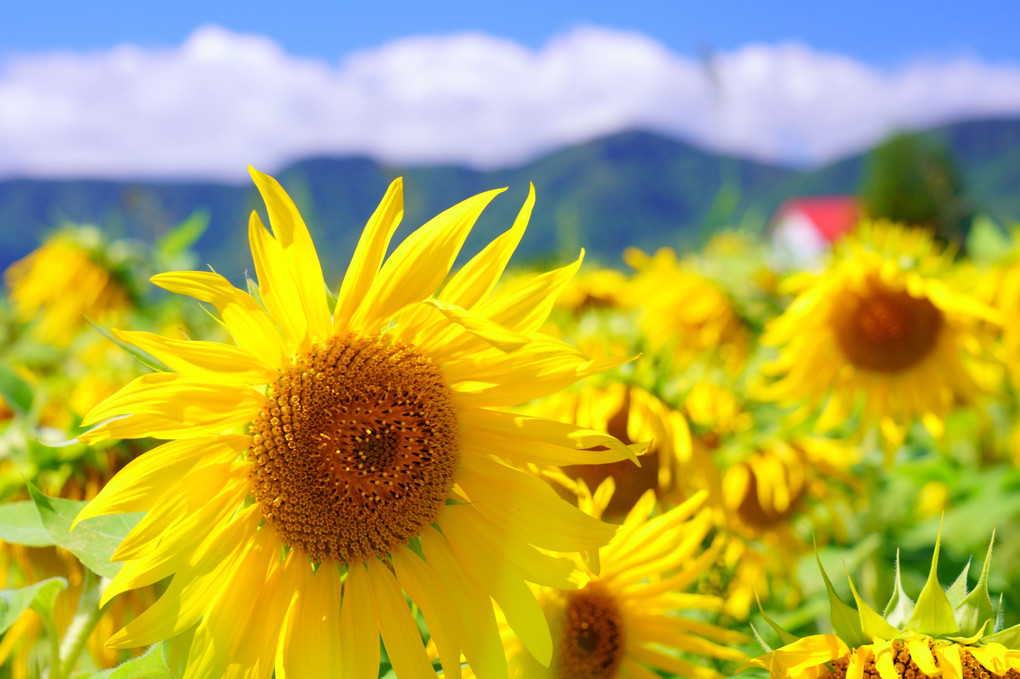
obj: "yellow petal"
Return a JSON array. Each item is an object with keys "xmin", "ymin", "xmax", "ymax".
[
  {"xmin": 456, "ymin": 452, "xmax": 616, "ymax": 553},
  {"xmin": 113, "ymin": 463, "xmax": 247, "ymax": 561},
  {"xmin": 350, "ymin": 188, "xmax": 504, "ymax": 332},
  {"xmin": 457, "ymin": 406, "xmax": 639, "ymax": 467},
  {"xmin": 934, "ymin": 643, "xmax": 962, "ymax": 679},
  {"xmin": 421, "ymin": 299, "xmax": 530, "ymax": 353},
  {"xmin": 334, "ymin": 178, "xmax": 404, "ymax": 328},
  {"xmin": 151, "ymin": 270, "xmax": 288, "ymax": 367},
  {"xmin": 83, "ymin": 373, "xmax": 260, "ymax": 427},
  {"xmin": 969, "ymin": 644, "xmax": 1010, "ymax": 676},
  {"xmin": 248, "ymin": 166, "xmax": 330, "ymax": 342},
  {"xmin": 872, "ymin": 639, "xmax": 900, "ymax": 679},
  {"xmin": 629, "ymin": 645, "xmax": 722, "ymax": 679},
  {"xmin": 184, "ymin": 527, "xmax": 284, "ymax": 679},
  {"xmin": 472, "ymin": 250, "xmax": 583, "ymax": 334},
  {"xmin": 278, "ymin": 561, "xmax": 343, "ymax": 679},
  {"xmin": 106, "ymin": 507, "xmax": 262, "ymax": 646},
  {"xmin": 73, "ymin": 435, "xmax": 246, "ymax": 527},
  {"xmin": 845, "ymin": 646, "xmax": 871, "ymax": 679},
  {"xmin": 114, "ymin": 329, "xmax": 277, "ymax": 384},
  {"xmin": 339, "ymin": 562, "xmax": 381, "ymax": 679},
  {"xmin": 436, "ymin": 504, "xmax": 574, "ymax": 589},
  {"xmin": 905, "ymin": 638, "xmax": 937, "ymax": 675},
  {"xmin": 364, "ymin": 557, "xmax": 434, "ymax": 679},
  {"xmin": 439, "ymin": 183, "xmax": 534, "ymax": 310},
  {"xmin": 101, "ymin": 485, "xmax": 245, "ymax": 603},
  {"xmin": 391, "ymin": 545, "xmax": 463, "ymax": 679},
  {"xmin": 770, "ymin": 635, "xmax": 849, "ymax": 676},
  {"xmin": 440, "ymin": 508, "xmax": 552, "ymax": 666},
  {"xmin": 249, "ymin": 211, "xmax": 311, "ymax": 348},
  {"xmin": 449, "ymin": 347, "xmax": 631, "ymax": 407},
  {"xmin": 421, "ymin": 527, "xmax": 508, "ymax": 679}
]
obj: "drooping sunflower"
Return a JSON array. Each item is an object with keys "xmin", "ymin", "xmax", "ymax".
[
  {"xmin": 682, "ymin": 379, "xmax": 858, "ymax": 619},
  {"xmin": 531, "ymin": 382, "xmax": 694, "ymax": 519},
  {"xmin": 74, "ymin": 169, "xmax": 643, "ymax": 678},
  {"xmin": 761, "ymin": 221, "xmax": 999, "ymax": 446},
  {"xmin": 742, "ymin": 532, "xmax": 1020, "ymax": 679},
  {"xmin": 464, "ymin": 487, "xmax": 748, "ymax": 679},
  {"xmin": 4, "ymin": 227, "xmax": 133, "ymax": 345}
]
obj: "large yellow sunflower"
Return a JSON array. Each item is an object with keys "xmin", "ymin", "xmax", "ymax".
[
  {"xmin": 5, "ymin": 228, "xmax": 133, "ymax": 346},
  {"xmin": 74, "ymin": 169, "xmax": 642, "ymax": 678},
  {"xmin": 461, "ymin": 487, "xmax": 747, "ymax": 679},
  {"xmin": 761, "ymin": 221, "xmax": 999, "ymax": 446}
]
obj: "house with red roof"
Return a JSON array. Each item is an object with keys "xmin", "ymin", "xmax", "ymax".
[{"xmin": 768, "ymin": 196, "xmax": 860, "ymax": 266}]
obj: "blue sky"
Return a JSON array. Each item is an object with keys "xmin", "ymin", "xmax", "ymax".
[
  {"xmin": 3, "ymin": 0, "xmax": 1016, "ymax": 67},
  {"xmin": 1, "ymin": 1, "xmax": 1018, "ymax": 180}
]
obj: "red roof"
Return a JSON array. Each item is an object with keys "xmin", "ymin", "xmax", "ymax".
[{"xmin": 774, "ymin": 196, "xmax": 860, "ymax": 242}]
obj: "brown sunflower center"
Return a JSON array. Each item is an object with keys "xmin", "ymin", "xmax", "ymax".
[
  {"xmin": 248, "ymin": 333, "xmax": 459, "ymax": 564},
  {"xmin": 559, "ymin": 581, "xmax": 625, "ymax": 679},
  {"xmin": 562, "ymin": 391, "xmax": 660, "ymax": 519},
  {"xmin": 734, "ymin": 461, "xmax": 806, "ymax": 531},
  {"xmin": 830, "ymin": 279, "xmax": 943, "ymax": 373}
]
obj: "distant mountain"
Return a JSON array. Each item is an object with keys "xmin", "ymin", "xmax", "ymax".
[{"xmin": 2, "ymin": 117, "xmax": 1019, "ymax": 285}]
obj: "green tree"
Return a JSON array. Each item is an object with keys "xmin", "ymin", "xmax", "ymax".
[{"xmin": 860, "ymin": 132, "xmax": 972, "ymax": 245}]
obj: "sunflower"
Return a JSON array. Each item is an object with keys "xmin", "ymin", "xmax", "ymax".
[
  {"xmin": 761, "ymin": 221, "xmax": 998, "ymax": 446},
  {"xmin": 531, "ymin": 382, "xmax": 693, "ymax": 519},
  {"xmin": 74, "ymin": 169, "xmax": 643, "ymax": 678},
  {"xmin": 622, "ymin": 247, "xmax": 750, "ymax": 373},
  {"xmin": 742, "ymin": 531, "xmax": 1020, "ymax": 679},
  {"xmin": 680, "ymin": 379, "xmax": 857, "ymax": 619},
  {"xmin": 554, "ymin": 267, "xmax": 629, "ymax": 315},
  {"xmin": 4, "ymin": 228, "xmax": 133, "ymax": 346},
  {"xmin": 463, "ymin": 486, "xmax": 748, "ymax": 679}
]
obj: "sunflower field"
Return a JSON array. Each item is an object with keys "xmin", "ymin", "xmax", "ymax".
[{"xmin": 2, "ymin": 170, "xmax": 1020, "ymax": 679}]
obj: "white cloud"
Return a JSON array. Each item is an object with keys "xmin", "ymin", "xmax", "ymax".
[{"xmin": 1, "ymin": 25, "xmax": 1019, "ymax": 180}]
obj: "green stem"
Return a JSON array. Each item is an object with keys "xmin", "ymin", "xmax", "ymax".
[
  {"xmin": 39, "ymin": 611, "xmax": 61, "ymax": 679},
  {"xmin": 53, "ymin": 570, "xmax": 106, "ymax": 679}
]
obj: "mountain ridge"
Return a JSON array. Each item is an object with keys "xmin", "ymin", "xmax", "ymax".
[{"xmin": 2, "ymin": 117, "xmax": 1018, "ymax": 284}]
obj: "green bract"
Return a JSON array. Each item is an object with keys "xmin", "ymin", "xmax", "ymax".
[{"xmin": 760, "ymin": 529, "xmax": 1020, "ymax": 652}]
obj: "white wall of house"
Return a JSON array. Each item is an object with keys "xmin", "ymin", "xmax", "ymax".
[{"xmin": 769, "ymin": 209, "xmax": 828, "ymax": 269}]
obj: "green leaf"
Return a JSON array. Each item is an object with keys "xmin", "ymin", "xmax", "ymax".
[
  {"xmin": 755, "ymin": 592, "xmax": 799, "ymax": 646},
  {"xmin": 0, "ymin": 577, "xmax": 67, "ymax": 634},
  {"xmin": 816, "ymin": 551, "xmax": 869, "ymax": 647},
  {"xmin": 845, "ymin": 567, "xmax": 901, "ymax": 640},
  {"xmin": 0, "ymin": 500, "xmax": 55, "ymax": 547},
  {"xmin": 28, "ymin": 483, "xmax": 143, "ymax": 578},
  {"xmin": 155, "ymin": 210, "xmax": 210, "ymax": 258},
  {"xmin": 883, "ymin": 550, "xmax": 916, "ymax": 630},
  {"xmin": 904, "ymin": 527, "xmax": 960, "ymax": 636},
  {"xmin": 0, "ymin": 364, "xmax": 33, "ymax": 416},
  {"xmin": 955, "ymin": 532, "xmax": 997, "ymax": 637},
  {"xmin": 87, "ymin": 319, "xmax": 170, "ymax": 373},
  {"xmin": 749, "ymin": 622, "xmax": 774, "ymax": 653},
  {"xmin": 161, "ymin": 625, "xmax": 195, "ymax": 677},
  {"xmin": 983, "ymin": 622, "xmax": 1020, "ymax": 648},
  {"xmin": 945, "ymin": 557, "xmax": 972, "ymax": 608},
  {"xmin": 82, "ymin": 643, "xmax": 175, "ymax": 678}
]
